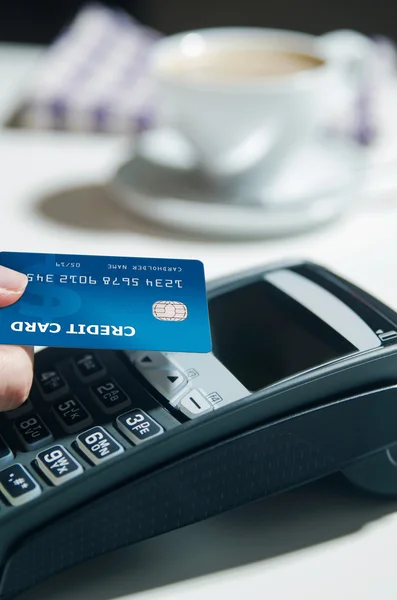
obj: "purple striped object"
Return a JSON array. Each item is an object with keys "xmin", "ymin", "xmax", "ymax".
[{"xmin": 19, "ymin": 3, "xmax": 161, "ymax": 134}]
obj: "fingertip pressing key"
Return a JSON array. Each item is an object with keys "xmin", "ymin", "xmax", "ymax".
[{"xmin": 0, "ymin": 346, "xmax": 34, "ymax": 412}]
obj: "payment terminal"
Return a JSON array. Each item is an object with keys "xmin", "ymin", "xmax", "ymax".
[{"xmin": 1, "ymin": 259, "xmax": 397, "ymax": 598}]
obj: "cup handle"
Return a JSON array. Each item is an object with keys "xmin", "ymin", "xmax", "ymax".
[
  {"xmin": 317, "ymin": 30, "xmax": 378, "ymax": 144},
  {"xmin": 317, "ymin": 29, "xmax": 372, "ymax": 72}
]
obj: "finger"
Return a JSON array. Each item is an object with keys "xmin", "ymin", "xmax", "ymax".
[
  {"xmin": 0, "ymin": 346, "xmax": 34, "ymax": 411},
  {"xmin": 0, "ymin": 265, "xmax": 28, "ymax": 307}
]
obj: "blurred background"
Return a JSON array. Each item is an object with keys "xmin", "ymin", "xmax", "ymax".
[
  {"xmin": 0, "ymin": 0, "xmax": 395, "ymax": 267},
  {"xmin": 0, "ymin": 0, "xmax": 396, "ymax": 43},
  {"xmin": 0, "ymin": 0, "xmax": 395, "ymax": 251}
]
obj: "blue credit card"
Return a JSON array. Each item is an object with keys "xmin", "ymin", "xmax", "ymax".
[{"xmin": 0, "ymin": 252, "xmax": 212, "ymax": 353}]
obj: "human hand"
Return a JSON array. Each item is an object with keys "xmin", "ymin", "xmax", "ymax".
[{"xmin": 0, "ymin": 265, "xmax": 34, "ymax": 411}]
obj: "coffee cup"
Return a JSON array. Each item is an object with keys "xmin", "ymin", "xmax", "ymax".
[{"xmin": 148, "ymin": 27, "xmax": 372, "ymax": 193}]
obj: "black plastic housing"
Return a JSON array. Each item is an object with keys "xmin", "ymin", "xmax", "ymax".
[{"xmin": 1, "ymin": 260, "xmax": 397, "ymax": 599}]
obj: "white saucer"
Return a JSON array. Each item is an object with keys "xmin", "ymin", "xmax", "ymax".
[{"xmin": 108, "ymin": 128, "xmax": 364, "ymax": 239}]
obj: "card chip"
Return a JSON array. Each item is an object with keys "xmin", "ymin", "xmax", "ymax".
[{"xmin": 152, "ymin": 301, "xmax": 188, "ymax": 322}]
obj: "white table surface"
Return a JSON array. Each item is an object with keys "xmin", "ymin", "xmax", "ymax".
[{"xmin": 2, "ymin": 44, "xmax": 397, "ymax": 600}]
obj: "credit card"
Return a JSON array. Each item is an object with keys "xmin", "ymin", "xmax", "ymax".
[{"xmin": 0, "ymin": 252, "xmax": 212, "ymax": 353}]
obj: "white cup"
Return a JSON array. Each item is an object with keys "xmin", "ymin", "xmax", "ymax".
[{"xmin": 149, "ymin": 27, "xmax": 372, "ymax": 193}]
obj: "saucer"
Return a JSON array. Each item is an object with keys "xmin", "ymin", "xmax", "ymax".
[{"xmin": 108, "ymin": 128, "xmax": 364, "ymax": 239}]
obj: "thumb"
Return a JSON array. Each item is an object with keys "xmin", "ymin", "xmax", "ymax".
[{"xmin": 0, "ymin": 265, "xmax": 28, "ymax": 307}]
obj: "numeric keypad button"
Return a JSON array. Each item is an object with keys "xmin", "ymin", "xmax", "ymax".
[
  {"xmin": 117, "ymin": 409, "xmax": 164, "ymax": 445},
  {"xmin": 90, "ymin": 380, "xmax": 130, "ymax": 414},
  {"xmin": 36, "ymin": 367, "xmax": 68, "ymax": 400},
  {"xmin": 73, "ymin": 353, "xmax": 105, "ymax": 380},
  {"xmin": 0, "ymin": 437, "xmax": 13, "ymax": 467},
  {"xmin": 14, "ymin": 414, "xmax": 53, "ymax": 451},
  {"xmin": 36, "ymin": 445, "xmax": 83, "ymax": 486},
  {"xmin": 4, "ymin": 398, "xmax": 34, "ymax": 420},
  {"xmin": 77, "ymin": 427, "xmax": 124, "ymax": 464},
  {"xmin": 0, "ymin": 464, "xmax": 41, "ymax": 506},
  {"xmin": 53, "ymin": 398, "xmax": 93, "ymax": 434}
]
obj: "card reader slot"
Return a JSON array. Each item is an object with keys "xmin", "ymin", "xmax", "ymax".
[{"xmin": 293, "ymin": 264, "xmax": 397, "ymax": 340}]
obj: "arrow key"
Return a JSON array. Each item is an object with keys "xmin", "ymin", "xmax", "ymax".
[
  {"xmin": 142, "ymin": 368, "xmax": 187, "ymax": 400},
  {"xmin": 135, "ymin": 352, "xmax": 172, "ymax": 371}
]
